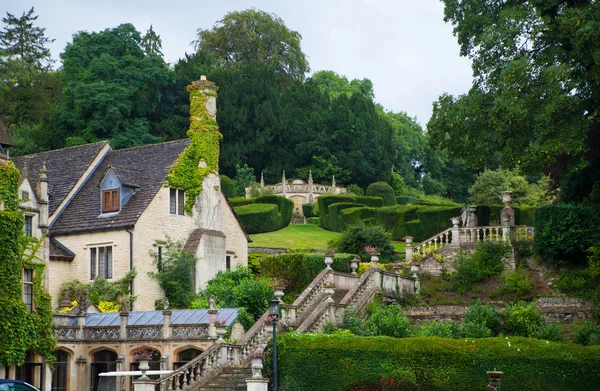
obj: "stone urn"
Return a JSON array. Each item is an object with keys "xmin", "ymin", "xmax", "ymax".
[
  {"xmin": 138, "ymin": 359, "xmax": 150, "ymax": 379},
  {"xmin": 324, "ymin": 256, "xmax": 334, "ymax": 270},
  {"xmin": 486, "ymin": 370, "xmax": 503, "ymax": 390},
  {"xmin": 349, "ymin": 258, "xmax": 359, "ymax": 275},
  {"xmin": 502, "ymin": 191, "xmax": 512, "ymax": 207},
  {"xmin": 273, "ymin": 287, "xmax": 285, "ymax": 302},
  {"xmin": 405, "ymin": 236, "xmax": 413, "ymax": 245},
  {"xmin": 215, "ymin": 324, "xmax": 226, "ymax": 343},
  {"xmin": 370, "ymin": 253, "xmax": 380, "ymax": 266},
  {"xmin": 451, "ymin": 217, "xmax": 460, "ymax": 227},
  {"xmin": 392, "ymin": 263, "xmax": 401, "ymax": 274},
  {"xmin": 410, "ymin": 265, "xmax": 420, "ymax": 273},
  {"xmin": 251, "ymin": 357, "xmax": 263, "ymax": 378}
]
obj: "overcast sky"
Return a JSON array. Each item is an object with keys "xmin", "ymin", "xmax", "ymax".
[{"xmin": 4, "ymin": 0, "xmax": 474, "ymax": 127}]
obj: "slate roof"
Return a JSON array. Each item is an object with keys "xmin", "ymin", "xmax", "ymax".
[
  {"xmin": 50, "ymin": 139, "xmax": 190, "ymax": 235},
  {"xmin": 0, "ymin": 119, "xmax": 15, "ymax": 147},
  {"xmin": 49, "ymin": 237, "xmax": 76, "ymax": 260},
  {"xmin": 66, "ymin": 308, "xmax": 239, "ymax": 327},
  {"xmin": 12, "ymin": 141, "xmax": 109, "ymax": 215},
  {"xmin": 110, "ymin": 166, "xmax": 141, "ymax": 188}
]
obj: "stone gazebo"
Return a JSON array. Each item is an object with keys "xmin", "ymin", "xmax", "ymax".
[{"xmin": 245, "ymin": 171, "xmax": 347, "ymax": 217}]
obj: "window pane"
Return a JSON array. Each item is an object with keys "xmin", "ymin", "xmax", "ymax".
[
  {"xmin": 103, "ymin": 191, "xmax": 110, "ymax": 212},
  {"xmin": 90, "ymin": 248, "xmax": 97, "ymax": 279},
  {"xmin": 106, "ymin": 246, "xmax": 113, "ymax": 279},
  {"xmin": 98, "ymin": 247, "xmax": 105, "ymax": 278},
  {"xmin": 111, "ymin": 190, "xmax": 119, "ymax": 210},
  {"xmin": 24, "ymin": 269, "xmax": 33, "ymax": 282},
  {"xmin": 178, "ymin": 190, "xmax": 185, "ymax": 215},
  {"xmin": 170, "ymin": 188, "xmax": 176, "ymax": 214},
  {"xmin": 24, "ymin": 216, "xmax": 32, "ymax": 237}
]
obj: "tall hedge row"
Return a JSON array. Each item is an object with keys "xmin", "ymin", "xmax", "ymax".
[
  {"xmin": 326, "ymin": 203, "xmax": 365, "ymax": 231},
  {"xmin": 255, "ymin": 195, "xmax": 294, "ymax": 228},
  {"xmin": 355, "ymin": 196, "xmax": 384, "ymax": 208},
  {"xmin": 477, "ymin": 205, "xmax": 537, "ymax": 226},
  {"xmin": 276, "ymin": 334, "xmax": 600, "ymax": 391},
  {"xmin": 233, "ymin": 204, "xmax": 279, "ymax": 234},
  {"xmin": 318, "ymin": 195, "xmax": 357, "ymax": 229},
  {"xmin": 229, "ymin": 197, "xmax": 255, "ymax": 207},
  {"xmin": 406, "ymin": 206, "xmax": 462, "ymax": 241},
  {"xmin": 302, "ymin": 203, "xmax": 316, "ymax": 218},
  {"xmin": 258, "ymin": 253, "xmax": 354, "ymax": 296}
]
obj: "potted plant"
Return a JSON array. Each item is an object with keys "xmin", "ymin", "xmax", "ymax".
[
  {"xmin": 364, "ymin": 246, "xmax": 380, "ymax": 265},
  {"xmin": 133, "ymin": 345, "xmax": 157, "ymax": 378},
  {"xmin": 271, "ymin": 277, "xmax": 288, "ymax": 302},
  {"xmin": 248, "ymin": 346, "xmax": 265, "ymax": 378}
]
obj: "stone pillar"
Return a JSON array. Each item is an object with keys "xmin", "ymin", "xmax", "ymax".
[
  {"xmin": 405, "ymin": 236, "xmax": 414, "ymax": 263},
  {"xmin": 281, "ymin": 171, "xmax": 286, "ymax": 197},
  {"xmin": 119, "ymin": 311, "xmax": 128, "ymax": 339},
  {"xmin": 77, "ymin": 311, "xmax": 86, "ymax": 339},
  {"xmin": 260, "ymin": 171, "xmax": 264, "ymax": 188},
  {"xmin": 502, "ymin": 216, "xmax": 511, "ymax": 242},
  {"xmin": 501, "ymin": 191, "xmax": 515, "ymax": 227},
  {"xmin": 467, "ymin": 206, "xmax": 477, "ymax": 228},
  {"xmin": 450, "ymin": 217, "xmax": 460, "ymax": 246},
  {"xmin": 208, "ymin": 297, "xmax": 218, "ymax": 340},
  {"xmin": 331, "ymin": 175, "xmax": 337, "ymax": 194},
  {"xmin": 133, "ymin": 378, "xmax": 156, "ymax": 391},
  {"xmin": 308, "ymin": 170, "xmax": 314, "ymax": 202},
  {"xmin": 38, "ymin": 163, "xmax": 49, "ymax": 231},
  {"xmin": 163, "ymin": 309, "xmax": 172, "ymax": 339},
  {"xmin": 246, "ymin": 379, "xmax": 269, "ymax": 391},
  {"xmin": 486, "ymin": 371, "xmax": 503, "ymax": 391}
]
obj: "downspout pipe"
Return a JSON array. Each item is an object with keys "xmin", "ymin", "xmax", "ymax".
[{"xmin": 126, "ymin": 227, "xmax": 134, "ymax": 311}]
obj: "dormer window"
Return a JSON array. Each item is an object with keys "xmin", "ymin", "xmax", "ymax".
[{"xmin": 102, "ymin": 188, "xmax": 120, "ymax": 213}]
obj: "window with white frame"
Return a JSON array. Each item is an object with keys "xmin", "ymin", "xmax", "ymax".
[
  {"xmin": 169, "ymin": 188, "xmax": 185, "ymax": 215},
  {"xmin": 23, "ymin": 269, "xmax": 34, "ymax": 312},
  {"xmin": 90, "ymin": 246, "xmax": 113, "ymax": 279}
]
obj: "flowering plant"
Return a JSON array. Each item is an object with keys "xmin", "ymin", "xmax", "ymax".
[
  {"xmin": 133, "ymin": 345, "xmax": 158, "ymax": 361},
  {"xmin": 248, "ymin": 346, "xmax": 264, "ymax": 359},
  {"xmin": 324, "ymin": 247, "xmax": 337, "ymax": 256},
  {"xmin": 364, "ymin": 245, "xmax": 379, "ymax": 254},
  {"xmin": 271, "ymin": 277, "xmax": 289, "ymax": 288}
]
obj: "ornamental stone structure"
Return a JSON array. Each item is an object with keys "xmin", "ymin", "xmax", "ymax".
[{"xmin": 0, "ymin": 76, "xmax": 251, "ymax": 390}]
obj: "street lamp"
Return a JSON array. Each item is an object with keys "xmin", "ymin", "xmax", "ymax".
[{"xmin": 269, "ymin": 297, "xmax": 280, "ymax": 391}]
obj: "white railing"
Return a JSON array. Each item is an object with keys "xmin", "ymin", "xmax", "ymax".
[
  {"xmin": 461, "ymin": 226, "xmax": 507, "ymax": 244},
  {"xmin": 154, "ymin": 343, "xmax": 222, "ymax": 391},
  {"xmin": 514, "ymin": 226, "xmax": 535, "ymax": 242},
  {"xmin": 416, "ymin": 228, "xmax": 452, "ymax": 255}
]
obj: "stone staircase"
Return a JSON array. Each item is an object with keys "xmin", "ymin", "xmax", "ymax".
[{"xmin": 195, "ymin": 364, "xmax": 253, "ymax": 391}]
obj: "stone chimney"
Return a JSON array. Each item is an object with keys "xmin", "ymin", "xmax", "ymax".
[
  {"xmin": 308, "ymin": 170, "xmax": 314, "ymax": 202},
  {"xmin": 38, "ymin": 162, "xmax": 49, "ymax": 232}
]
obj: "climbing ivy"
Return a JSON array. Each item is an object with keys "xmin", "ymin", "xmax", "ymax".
[
  {"xmin": 166, "ymin": 80, "xmax": 222, "ymax": 214},
  {"xmin": 0, "ymin": 161, "xmax": 56, "ymax": 366}
]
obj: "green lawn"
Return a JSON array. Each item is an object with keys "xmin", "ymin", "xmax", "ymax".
[{"xmin": 249, "ymin": 223, "xmax": 407, "ymax": 252}]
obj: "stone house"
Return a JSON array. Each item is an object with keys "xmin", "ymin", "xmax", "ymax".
[{"xmin": 1, "ymin": 77, "xmax": 250, "ymax": 391}]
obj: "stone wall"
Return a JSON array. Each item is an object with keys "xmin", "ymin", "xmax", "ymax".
[{"xmin": 404, "ymin": 298, "xmax": 593, "ymax": 326}]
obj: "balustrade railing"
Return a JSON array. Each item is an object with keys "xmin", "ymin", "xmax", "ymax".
[
  {"xmin": 86, "ymin": 326, "xmax": 119, "ymax": 340},
  {"xmin": 461, "ymin": 226, "xmax": 506, "ymax": 244},
  {"xmin": 153, "ymin": 344, "xmax": 221, "ymax": 391},
  {"xmin": 416, "ymin": 228, "xmax": 453, "ymax": 255},
  {"xmin": 54, "ymin": 324, "xmax": 211, "ymax": 342},
  {"xmin": 128, "ymin": 325, "xmax": 163, "ymax": 340},
  {"xmin": 514, "ymin": 226, "xmax": 535, "ymax": 242}
]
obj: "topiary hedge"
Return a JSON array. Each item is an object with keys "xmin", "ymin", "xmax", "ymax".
[
  {"xmin": 326, "ymin": 203, "xmax": 365, "ymax": 231},
  {"xmin": 355, "ymin": 196, "xmax": 384, "ymax": 208},
  {"xmin": 234, "ymin": 203, "xmax": 279, "ymax": 234},
  {"xmin": 302, "ymin": 202, "xmax": 317, "ymax": 218},
  {"xmin": 306, "ymin": 217, "xmax": 320, "ymax": 224},
  {"xmin": 220, "ymin": 175, "xmax": 236, "ymax": 198},
  {"xmin": 406, "ymin": 206, "xmax": 462, "ymax": 241},
  {"xmin": 275, "ymin": 333, "xmax": 600, "ymax": 391},
  {"xmin": 255, "ymin": 195, "xmax": 295, "ymax": 229},
  {"xmin": 258, "ymin": 253, "xmax": 354, "ymax": 297},
  {"xmin": 396, "ymin": 195, "xmax": 420, "ymax": 205},
  {"xmin": 366, "ymin": 181, "xmax": 396, "ymax": 206},
  {"xmin": 318, "ymin": 195, "xmax": 355, "ymax": 229},
  {"xmin": 534, "ymin": 205, "xmax": 600, "ymax": 267},
  {"xmin": 229, "ymin": 197, "xmax": 255, "ymax": 207}
]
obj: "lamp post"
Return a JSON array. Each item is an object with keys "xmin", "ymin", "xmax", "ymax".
[{"xmin": 269, "ymin": 298, "xmax": 280, "ymax": 391}]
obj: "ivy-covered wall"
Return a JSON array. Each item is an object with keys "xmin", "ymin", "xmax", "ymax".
[
  {"xmin": 0, "ymin": 161, "xmax": 55, "ymax": 366},
  {"xmin": 166, "ymin": 79, "xmax": 222, "ymax": 214}
]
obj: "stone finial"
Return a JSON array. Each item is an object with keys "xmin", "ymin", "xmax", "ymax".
[
  {"xmin": 308, "ymin": 170, "xmax": 313, "ymax": 184},
  {"xmin": 281, "ymin": 171, "xmax": 286, "ymax": 196},
  {"xmin": 39, "ymin": 162, "xmax": 48, "ymax": 179},
  {"xmin": 332, "ymin": 175, "xmax": 336, "ymax": 188},
  {"xmin": 260, "ymin": 171, "xmax": 264, "ymax": 187}
]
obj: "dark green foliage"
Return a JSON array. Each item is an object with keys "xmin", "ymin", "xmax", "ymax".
[
  {"xmin": 333, "ymin": 222, "xmax": 394, "ymax": 262},
  {"xmin": 317, "ymin": 195, "xmax": 355, "ymax": 228},
  {"xmin": 306, "ymin": 217, "xmax": 320, "ymax": 224},
  {"xmin": 406, "ymin": 206, "xmax": 461, "ymax": 241},
  {"xmin": 277, "ymin": 333, "xmax": 600, "ymax": 391},
  {"xmin": 324, "ymin": 306, "xmax": 368, "ymax": 336},
  {"xmin": 232, "ymin": 164, "xmax": 256, "ymax": 197},
  {"xmin": 532, "ymin": 323, "xmax": 566, "ymax": 343},
  {"xmin": 255, "ymin": 195, "xmax": 294, "ymax": 228},
  {"xmin": 396, "ymin": 196, "xmax": 419, "ymax": 205},
  {"xmin": 366, "ymin": 182, "xmax": 396, "ymax": 206},
  {"xmin": 326, "ymin": 202, "xmax": 365, "ymax": 231},
  {"xmin": 234, "ymin": 203, "xmax": 279, "ymax": 234},
  {"xmin": 354, "ymin": 196, "xmax": 383, "ymax": 208},
  {"xmin": 501, "ymin": 271, "xmax": 532, "ymax": 297},
  {"xmin": 258, "ymin": 253, "xmax": 353, "ymax": 297},
  {"xmin": 418, "ymin": 320, "xmax": 459, "ymax": 338},
  {"xmin": 573, "ymin": 321, "xmax": 600, "ymax": 346},
  {"xmin": 503, "ymin": 301, "xmax": 545, "ymax": 337},
  {"xmin": 339, "ymin": 207, "xmax": 376, "ymax": 231},
  {"xmin": 220, "ymin": 175, "xmax": 236, "ymax": 198},
  {"xmin": 229, "ymin": 197, "xmax": 255, "ymax": 207},
  {"xmin": 302, "ymin": 203, "xmax": 316, "ymax": 218},
  {"xmin": 534, "ymin": 205, "xmax": 600, "ymax": 267},
  {"xmin": 460, "ymin": 300, "xmax": 502, "ymax": 336},
  {"xmin": 149, "ymin": 240, "xmax": 197, "ymax": 309},
  {"xmin": 347, "ymin": 184, "xmax": 364, "ymax": 196},
  {"xmin": 365, "ymin": 305, "xmax": 411, "ymax": 338},
  {"xmin": 446, "ymin": 242, "xmax": 510, "ymax": 292}
]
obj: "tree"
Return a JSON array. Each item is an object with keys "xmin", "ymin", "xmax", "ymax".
[
  {"xmin": 52, "ymin": 24, "xmax": 173, "ymax": 149},
  {"xmin": 428, "ymin": 1, "xmax": 600, "ymax": 193},
  {"xmin": 468, "ymin": 169, "xmax": 553, "ymax": 207},
  {"xmin": 193, "ymin": 9, "xmax": 309, "ymax": 81},
  {"xmin": 141, "ymin": 25, "xmax": 162, "ymax": 56}
]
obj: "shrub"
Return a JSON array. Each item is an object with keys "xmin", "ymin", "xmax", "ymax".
[
  {"xmin": 365, "ymin": 305, "xmax": 411, "ymax": 338},
  {"xmin": 573, "ymin": 321, "xmax": 600, "ymax": 346},
  {"xmin": 329, "ymin": 306, "xmax": 369, "ymax": 336},
  {"xmin": 407, "ymin": 206, "xmax": 461, "ymax": 241},
  {"xmin": 534, "ymin": 205, "xmax": 600, "ymax": 267},
  {"xmin": 149, "ymin": 239, "xmax": 196, "ymax": 309},
  {"xmin": 396, "ymin": 196, "xmax": 420, "ymax": 205},
  {"xmin": 229, "ymin": 197, "xmax": 255, "ymax": 207},
  {"xmin": 255, "ymin": 195, "xmax": 295, "ymax": 229},
  {"xmin": 335, "ymin": 222, "xmax": 394, "ymax": 262},
  {"xmin": 366, "ymin": 182, "xmax": 396, "ymax": 206},
  {"xmin": 276, "ymin": 333, "xmax": 600, "ymax": 391},
  {"xmin": 502, "ymin": 271, "xmax": 532, "ymax": 296},
  {"xmin": 327, "ymin": 203, "xmax": 365, "ymax": 231},
  {"xmin": 354, "ymin": 196, "xmax": 383, "ymax": 208},
  {"xmin": 503, "ymin": 301, "xmax": 545, "ymax": 337},
  {"xmin": 234, "ymin": 203, "xmax": 279, "ymax": 234},
  {"xmin": 447, "ymin": 242, "xmax": 509, "ymax": 292},
  {"xmin": 220, "ymin": 175, "xmax": 236, "ymax": 198},
  {"xmin": 306, "ymin": 217, "xmax": 320, "ymax": 224},
  {"xmin": 318, "ymin": 195, "xmax": 355, "ymax": 228},
  {"xmin": 460, "ymin": 300, "xmax": 502, "ymax": 336},
  {"xmin": 458, "ymin": 322, "xmax": 492, "ymax": 338},
  {"xmin": 418, "ymin": 320, "xmax": 458, "ymax": 338},
  {"xmin": 347, "ymin": 184, "xmax": 364, "ymax": 196},
  {"xmin": 302, "ymin": 202, "xmax": 316, "ymax": 218},
  {"xmin": 532, "ymin": 323, "xmax": 566, "ymax": 342}
]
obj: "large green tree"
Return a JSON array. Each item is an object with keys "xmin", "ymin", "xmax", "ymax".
[
  {"xmin": 52, "ymin": 23, "xmax": 172, "ymax": 149},
  {"xmin": 428, "ymin": 1, "xmax": 600, "ymax": 194},
  {"xmin": 193, "ymin": 9, "xmax": 309, "ymax": 81}
]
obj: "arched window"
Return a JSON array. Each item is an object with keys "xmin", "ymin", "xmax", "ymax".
[
  {"xmin": 91, "ymin": 350, "xmax": 117, "ymax": 391},
  {"xmin": 174, "ymin": 348, "xmax": 203, "ymax": 369},
  {"xmin": 15, "ymin": 351, "xmax": 43, "ymax": 389},
  {"xmin": 52, "ymin": 350, "xmax": 69, "ymax": 391}
]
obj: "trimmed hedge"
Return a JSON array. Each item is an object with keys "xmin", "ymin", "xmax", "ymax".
[
  {"xmin": 229, "ymin": 197, "xmax": 255, "ymax": 207},
  {"xmin": 259, "ymin": 253, "xmax": 354, "ymax": 296},
  {"xmin": 302, "ymin": 202, "xmax": 317, "ymax": 218},
  {"xmin": 407, "ymin": 206, "xmax": 462, "ymax": 241},
  {"xmin": 326, "ymin": 203, "xmax": 365, "ymax": 231},
  {"xmin": 355, "ymin": 196, "xmax": 384, "ymax": 208},
  {"xmin": 220, "ymin": 175, "xmax": 236, "ymax": 198},
  {"xmin": 534, "ymin": 205, "xmax": 600, "ymax": 267},
  {"xmin": 318, "ymin": 195, "xmax": 355, "ymax": 229},
  {"xmin": 366, "ymin": 181, "xmax": 396, "ymax": 205},
  {"xmin": 276, "ymin": 334, "xmax": 600, "ymax": 391},
  {"xmin": 477, "ymin": 205, "xmax": 538, "ymax": 226},
  {"xmin": 306, "ymin": 217, "xmax": 320, "ymax": 224},
  {"xmin": 396, "ymin": 196, "xmax": 420, "ymax": 205},
  {"xmin": 255, "ymin": 195, "xmax": 295, "ymax": 229},
  {"xmin": 234, "ymin": 203, "xmax": 279, "ymax": 234}
]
